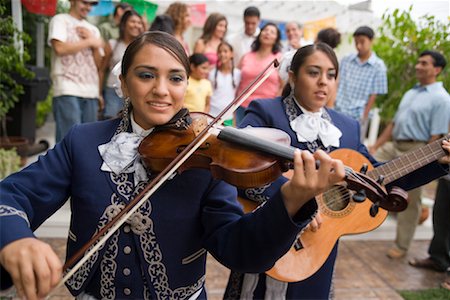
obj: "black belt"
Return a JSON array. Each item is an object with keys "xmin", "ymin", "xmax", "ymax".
[{"xmin": 395, "ymin": 139, "xmax": 424, "ymax": 143}]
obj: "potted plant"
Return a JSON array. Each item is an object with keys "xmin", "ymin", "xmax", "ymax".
[{"xmin": 0, "ymin": 2, "xmax": 34, "ymax": 157}]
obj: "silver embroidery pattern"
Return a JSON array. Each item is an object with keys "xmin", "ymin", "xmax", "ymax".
[
  {"xmin": 129, "ymin": 210, "xmax": 152, "ymax": 235},
  {"xmin": 144, "ymin": 282, "xmax": 151, "ymax": 300},
  {"xmin": 115, "ymin": 174, "xmax": 205, "ymax": 299},
  {"xmin": 173, "ymin": 277, "xmax": 205, "ymax": 298},
  {"xmin": 66, "ymin": 176, "xmax": 127, "ymax": 292},
  {"xmin": 115, "ymin": 173, "xmax": 134, "ymax": 197},
  {"xmin": 66, "ymin": 226, "xmax": 102, "ymax": 290},
  {"xmin": 100, "ymin": 230, "xmax": 119, "ymax": 299},
  {"xmin": 244, "ymin": 184, "xmax": 271, "ymax": 203},
  {"xmin": 0, "ymin": 205, "xmax": 30, "ymax": 227},
  {"xmin": 283, "ymin": 95, "xmax": 333, "ymax": 153}
]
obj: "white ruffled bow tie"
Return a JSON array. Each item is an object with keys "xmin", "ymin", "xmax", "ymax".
[
  {"xmin": 98, "ymin": 132, "xmax": 149, "ymax": 185},
  {"xmin": 290, "ymin": 110, "xmax": 342, "ymax": 147}
]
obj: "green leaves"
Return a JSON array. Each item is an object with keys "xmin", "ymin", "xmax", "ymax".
[
  {"xmin": 0, "ymin": 2, "xmax": 34, "ymax": 120},
  {"xmin": 373, "ymin": 6, "xmax": 450, "ymax": 121},
  {"xmin": 0, "ymin": 147, "xmax": 21, "ymax": 178}
]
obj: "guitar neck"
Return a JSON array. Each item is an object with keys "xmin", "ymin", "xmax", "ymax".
[{"xmin": 368, "ymin": 136, "xmax": 448, "ymax": 185}]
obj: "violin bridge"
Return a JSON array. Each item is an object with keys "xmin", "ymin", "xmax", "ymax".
[{"xmin": 192, "ymin": 116, "xmax": 209, "ymax": 136}]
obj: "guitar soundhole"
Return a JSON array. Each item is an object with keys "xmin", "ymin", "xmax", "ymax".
[{"xmin": 323, "ymin": 185, "xmax": 350, "ymax": 211}]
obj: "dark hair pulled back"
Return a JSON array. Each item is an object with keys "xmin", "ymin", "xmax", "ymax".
[{"xmin": 121, "ymin": 31, "xmax": 190, "ymax": 77}]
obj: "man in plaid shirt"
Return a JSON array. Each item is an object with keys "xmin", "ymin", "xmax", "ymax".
[{"xmin": 334, "ymin": 26, "xmax": 387, "ymax": 140}]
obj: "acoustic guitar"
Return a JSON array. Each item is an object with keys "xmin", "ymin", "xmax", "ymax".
[{"xmin": 238, "ymin": 135, "xmax": 449, "ymax": 282}]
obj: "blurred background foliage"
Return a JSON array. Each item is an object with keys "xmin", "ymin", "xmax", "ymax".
[
  {"xmin": 0, "ymin": 2, "xmax": 33, "ymax": 123},
  {"xmin": 373, "ymin": 6, "xmax": 450, "ymax": 121}
]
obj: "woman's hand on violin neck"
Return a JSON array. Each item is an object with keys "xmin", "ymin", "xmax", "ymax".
[
  {"xmin": 0, "ymin": 237, "xmax": 62, "ymax": 300},
  {"xmin": 281, "ymin": 149, "xmax": 345, "ymax": 217}
]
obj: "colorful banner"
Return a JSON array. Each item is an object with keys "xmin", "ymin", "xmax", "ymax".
[
  {"xmin": 89, "ymin": 0, "xmax": 115, "ymax": 17},
  {"xmin": 190, "ymin": 3, "xmax": 207, "ymax": 27},
  {"xmin": 21, "ymin": 0, "xmax": 57, "ymax": 16},
  {"xmin": 122, "ymin": 0, "xmax": 158, "ymax": 23}
]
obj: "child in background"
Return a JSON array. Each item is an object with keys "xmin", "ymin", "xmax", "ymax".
[
  {"xmin": 208, "ymin": 42, "xmax": 241, "ymax": 126},
  {"xmin": 184, "ymin": 53, "xmax": 212, "ymax": 113}
]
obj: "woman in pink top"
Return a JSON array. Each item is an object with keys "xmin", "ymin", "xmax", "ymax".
[
  {"xmin": 235, "ymin": 22, "xmax": 283, "ymax": 124},
  {"xmin": 193, "ymin": 13, "xmax": 227, "ymax": 68}
]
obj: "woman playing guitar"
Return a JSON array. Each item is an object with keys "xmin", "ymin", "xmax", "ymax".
[{"xmin": 225, "ymin": 43, "xmax": 450, "ymax": 299}]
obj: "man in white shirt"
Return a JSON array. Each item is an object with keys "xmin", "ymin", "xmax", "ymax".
[
  {"xmin": 284, "ymin": 22, "xmax": 302, "ymax": 52},
  {"xmin": 229, "ymin": 6, "xmax": 260, "ymax": 66},
  {"xmin": 48, "ymin": 0, "xmax": 104, "ymax": 142}
]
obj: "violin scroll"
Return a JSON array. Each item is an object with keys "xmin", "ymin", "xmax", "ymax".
[
  {"xmin": 385, "ymin": 186, "xmax": 409, "ymax": 211},
  {"xmin": 368, "ymin": 187, "xmax": 408, "ymax": 217},
  {"xmin": 344, "ymin": 170, "xmax": 408, "ymax": 213}
]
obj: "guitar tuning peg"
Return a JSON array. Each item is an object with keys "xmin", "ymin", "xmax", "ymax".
[
  {"xmin": 352, "ymin": 189, "xmax": 366, "ymax": 203},
  {"xmin": 376, "ymin": 175, "xmax": 384, "ymax": 185},
  {"xmin": 370, "ymin": 202, "xmax": 379, "ymax": 217},
  {"xmin": 359, "ymin": 164, "xmax": 368, "ymax": 174}
]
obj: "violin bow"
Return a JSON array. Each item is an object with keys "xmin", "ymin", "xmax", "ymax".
[{"xmin": 51, "ymin": 59, "xmax": 280, "ymax": 292}]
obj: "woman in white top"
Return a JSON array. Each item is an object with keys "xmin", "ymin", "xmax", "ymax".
[{"xmin": 102, "ymin": 10, "xmax": 143, "ymax": 119}]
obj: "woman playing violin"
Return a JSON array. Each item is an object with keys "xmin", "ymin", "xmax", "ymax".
[
  {"xmin": 225, "ymin": 42, "xmax": 450, "ymax": 299},
  {"xmin": 0, "ymin": 32, "xmax": 347, "ymax": 300}
]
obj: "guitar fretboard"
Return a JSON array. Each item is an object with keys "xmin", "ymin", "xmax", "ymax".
[{"xmin": 368, "ymin": 136, "xmax": 448, "ymax": 185}]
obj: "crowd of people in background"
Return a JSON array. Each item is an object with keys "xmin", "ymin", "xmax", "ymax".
[
  {"xmin": 48, "ymin": 1, "xmax": 348, "ymax": 131},
  {"xmin": 0, "ymin": 0, "xmax": 449, "ymax": 299}
]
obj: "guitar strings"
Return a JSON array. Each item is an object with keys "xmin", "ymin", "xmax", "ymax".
[
  {"xmin": 372, "ymin": 154, "xmax": 442, "ymax": 184},
  {"xmin": 318, "ymin": 152, "xmax": 444, "ymax": 210},
  {"xmin": 318, "ymin": 167, "xmax": 369, "ymax": 209}
]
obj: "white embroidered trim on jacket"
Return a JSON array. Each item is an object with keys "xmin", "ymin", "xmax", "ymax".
[{"xmin": 0, "ymin": 205, "xmax": 30, "ymax": 227}]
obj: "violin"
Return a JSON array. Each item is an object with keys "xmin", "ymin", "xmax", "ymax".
[{"xmin": 139, "ymin": 112, "xmax": 408, "ymax": 212}]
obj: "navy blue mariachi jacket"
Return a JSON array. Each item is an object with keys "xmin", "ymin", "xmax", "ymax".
[
  {"xmin": 0, "ymin": 118, "xmax": 317, "ymax": 299},
  {"xmin": 228, "ymin": 97, "xmax": 449, "ymax": 300}
]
